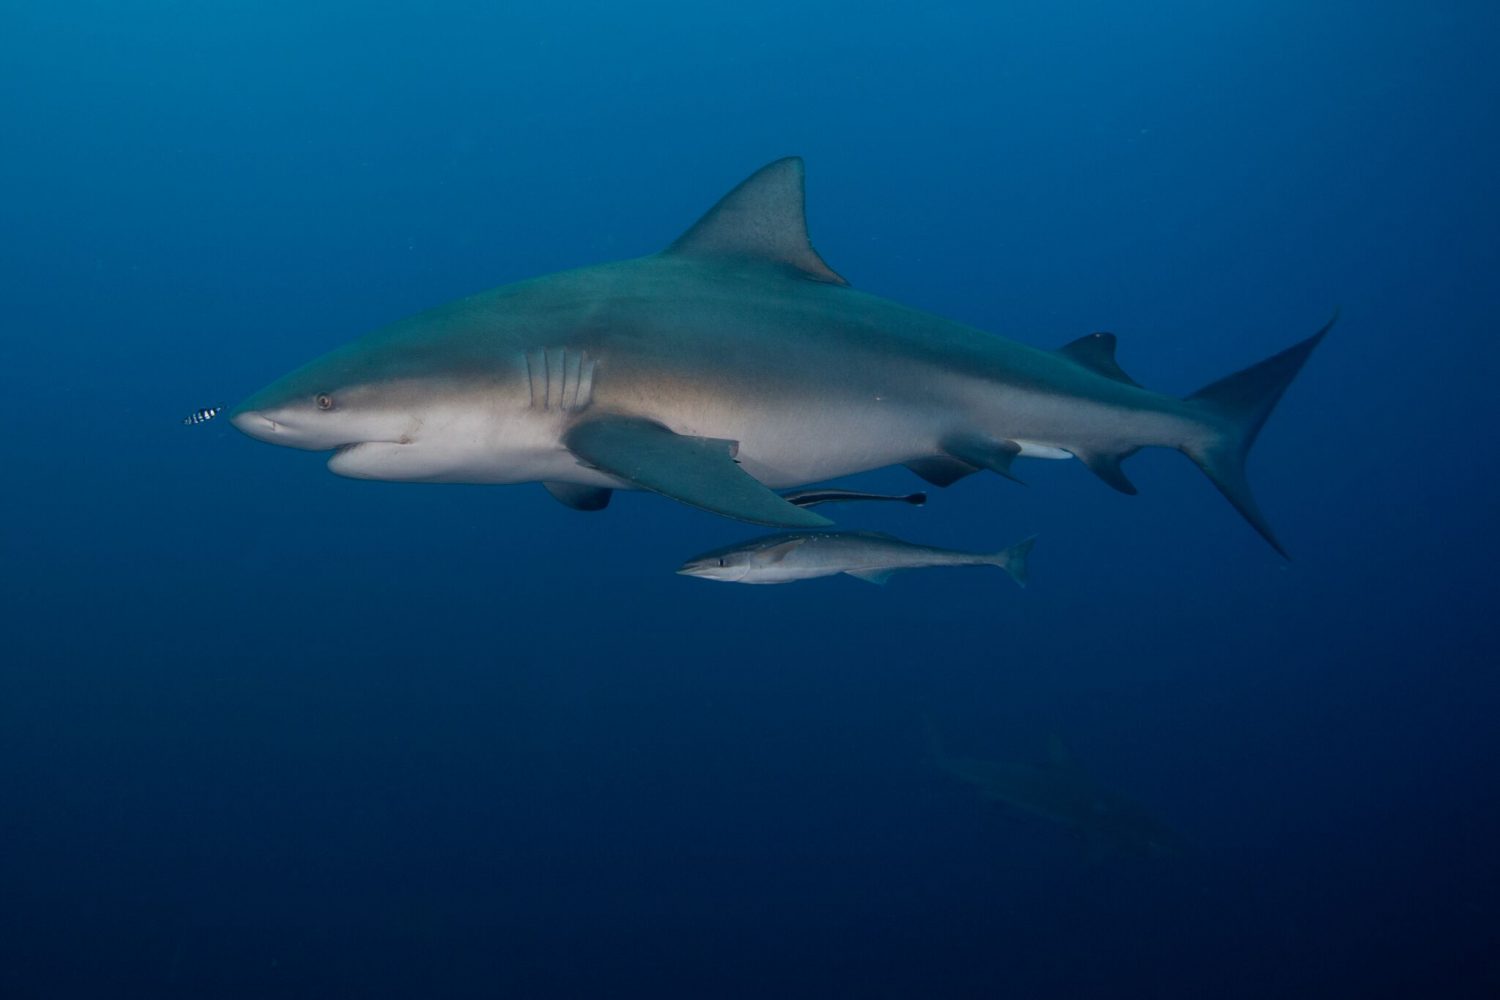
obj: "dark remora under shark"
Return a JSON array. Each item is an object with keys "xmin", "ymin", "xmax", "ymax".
[{"xmin": 232, "ymin": 157, "xmax": 1329, "ymax": 554}]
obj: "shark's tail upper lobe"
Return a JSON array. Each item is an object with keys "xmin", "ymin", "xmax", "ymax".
[{"xmin": 1181, "ymin": 313, "xmax": 1336, "ymax": 557}]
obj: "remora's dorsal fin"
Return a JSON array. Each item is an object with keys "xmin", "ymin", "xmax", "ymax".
[
  {"xmin": 1058, "ymin": 332, "xmax": 1139, "ymax": 387},
  {"xmin": 665, "ymin": 157, "xmax": 848, "ymax": 285},
  {"xmin": 564, "ymin": 416, "xmax": 832, "ymax": 529}
]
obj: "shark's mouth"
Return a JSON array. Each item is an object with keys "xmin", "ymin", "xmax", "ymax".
[
  {"xmin": 326, "ymin": 440, "xmax": 415, "ymax": 479},
  {"xmin": 332, "ymin": 439, "xmax": 409, "ymax": 456}
]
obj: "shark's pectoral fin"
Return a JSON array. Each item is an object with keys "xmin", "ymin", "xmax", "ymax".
[
  {"xmin": 904, "ymin": 456, "xmax": 979, "ymax": 487},
  {"xmin": 563, "ymin": 416, "xmax": 832, "ymax": 528},
  {"xmin": 544, "ymin": 482, "xmax": 612, "ymax": 511},
  {"xmin": 664, "ymin": 157, "xmax": 847, "ymax": 285},
  {"xmin": 846, "ymin": 568, "xmax": 895, "ymax": 585}
]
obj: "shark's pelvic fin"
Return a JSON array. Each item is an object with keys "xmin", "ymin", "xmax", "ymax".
[
  {"xmin": 665, "ymin": 157, "xmax": 848, "ymax": 286},
  {"xmin": 1182, "ymin": 313, "xmax": 1336, "ymax": 558},
  {"xmin": 906, "ymin": 436, "xmax": 1024, "ymax": 487},
  {"xmin": 544, "ymin": 482, "xmax": 612, "ymax": 511},
  {"xmin": 1057, "ymin": 332, "xmax": 1139, "ymax": 387},
  {"xmin": 944, "ymin": 435, "xmax": 1025, "ymax": 484},
  {"xmin": 904, "ymin": 456, "xmax": 979, "ymax": 487},
  {"xmin": 564, "ymin": 416, "xmax": 832, "ymax": 528}
]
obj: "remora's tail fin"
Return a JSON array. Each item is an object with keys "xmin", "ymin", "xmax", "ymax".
[
  {"xmin": 993, "ymin": 535, "xmax": 1035, "ymax": 587},
  {"xmin": 1183, "ymin": 313, "xmax": 1335, "ymax": 557}
]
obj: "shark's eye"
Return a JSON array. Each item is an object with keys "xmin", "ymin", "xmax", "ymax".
[
  {"xmin": 718, "ymin": 558, "xmax": 725, "ymax": 566},
  {"xmin": 316, "ymin": 393, "xmax": 334, "ymax": 411}
]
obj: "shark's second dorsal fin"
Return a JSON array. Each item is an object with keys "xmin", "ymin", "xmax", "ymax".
[
  {"xmin": 665, "ymin": 157, "xmax": 848, "ymax": 285},
  {"xmin": 1058, "ymin": 332, "xmax": 1139, "ymax": 387}
]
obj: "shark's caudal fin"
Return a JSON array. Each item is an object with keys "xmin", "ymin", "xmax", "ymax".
[
  {"xmin": 1182, "ymin": 314, "xmax": 1336, "ymax": 557},
  {"xmin": 993, "ymin": 535, "xmax": 1035, "ymax": 587}
]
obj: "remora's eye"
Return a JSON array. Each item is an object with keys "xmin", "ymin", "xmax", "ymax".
[{"xmin": 316, "ymin": 393, "xmax": 334, "ymax": 411}]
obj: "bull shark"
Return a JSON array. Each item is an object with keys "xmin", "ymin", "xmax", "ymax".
[
  {"xmin": 231, "ymin": 157, "xmax": 1328, "ymax": 554},
  {"xmin": 925, "ymin": 719, "xmax": 1182, "ymax": 859}
]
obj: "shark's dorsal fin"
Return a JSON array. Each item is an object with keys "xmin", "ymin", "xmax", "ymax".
[
  {"xmin": 665, "ymin": 157, "xmax": 848, "ymax": 286},
  {"xmin": 1058, "ymin": 332, "xmax": 1139, "ymax": 387}
]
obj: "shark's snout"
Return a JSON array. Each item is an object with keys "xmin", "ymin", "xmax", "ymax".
[{"xmin": 230, "ymin": 407, "xmax": 281, "ymax": 443}]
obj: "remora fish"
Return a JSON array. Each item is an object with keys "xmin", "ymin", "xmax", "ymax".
[
  {"xmin": 925, "ymin": 718, "xmax": 1183, "ymax": 859},
  {"xmin": 231, "ymin": 157, "xmax": 1328, "ymax": 552},
  {"xmin": 677, "ymin": 531, "xmax": 1033, "ymax": 586},
  {"xmin": 782, "ymin": 488, "xmax": 926, "ymax": 508}
]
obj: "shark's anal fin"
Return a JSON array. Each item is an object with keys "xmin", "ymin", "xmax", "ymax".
[
  {"xmin": 563, "ymin": 416, "xmax": 832, "ymax": 528},
  {"xmin": 664, "ymin": 157, "xmax": 847, "ymax": 286},
  {"xmin": 944, "ymin": 435, "xmax": 1025, "ymax": 484},
  {"xmin": 1076, "ymin": 449, "xmax": 1140, "ymax": 495},
  {"xmin": 544, "ymin": 482, "xmax": 612, "ymax": 511},
  {"xmin": 1058, "ymin": 332, "xmax": 1139, "ymax": 387}
]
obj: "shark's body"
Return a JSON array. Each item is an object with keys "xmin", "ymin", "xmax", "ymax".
[
  {"xmin": 233, "ymin": 157, "xmax": 1328, "ymax": 553},
  {"xmin": 927, "ymin": 722, "xmax": 1181, "ymax": 858},
  {"xmin": 678, "ymin": 530, "xmax": 1032, "ymax": 586}
]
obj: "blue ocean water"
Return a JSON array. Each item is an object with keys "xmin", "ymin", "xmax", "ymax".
[{"xmin": 3, "ymin": 1, "xmax": 1497, "ymax": 996}]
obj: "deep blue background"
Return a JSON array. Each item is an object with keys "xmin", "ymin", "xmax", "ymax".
[{"xmin": 3, "ymin": 1, "xmax": 1497, "ymax": 996}]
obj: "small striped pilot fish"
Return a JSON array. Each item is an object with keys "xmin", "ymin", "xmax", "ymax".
[{"xmin": 183, "ymin": 405, "xmax": 223, "ymax": 426}]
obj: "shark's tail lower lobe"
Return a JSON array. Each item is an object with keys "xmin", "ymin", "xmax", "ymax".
[{"xmin": 1182, "ymin": 314, "xmax": 1335, "ymax": 557}]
